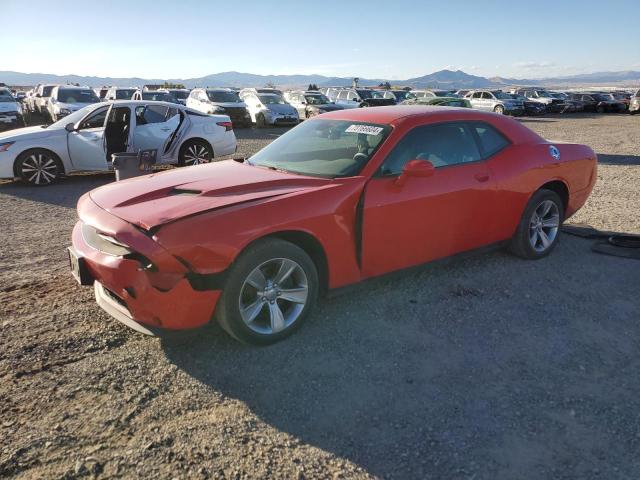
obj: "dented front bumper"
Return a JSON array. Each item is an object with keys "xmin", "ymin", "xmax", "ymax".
[{"xmin": 70, "ymin": 195, "xmax": 221, "ymax": 334}]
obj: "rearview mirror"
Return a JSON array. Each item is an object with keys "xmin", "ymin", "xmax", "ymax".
[
  {"xmin": 65, "ymin": 123, "xmax": 75, "ymax": 132},
  {"xmin": 396, "ymin": 159, "xmax": 435, "ymax": 186}
]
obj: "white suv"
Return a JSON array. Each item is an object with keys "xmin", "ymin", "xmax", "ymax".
[
  {"xmin": 47, "ymin": 86, "xmax": 100, "ymax": 122},
  {"xmin": 34, "ymin": 84, "xmax": 57, "ymax": 115},
  {"xmin": 187, "ymin": 88, "xmax": 251, "ymax": 128}
]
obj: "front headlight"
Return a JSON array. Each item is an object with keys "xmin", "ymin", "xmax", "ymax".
[
  {"xmin": 60, "ymin": 108, "xmax": 71, "ymax": 115},
  {"xmin": 0, "ymin": 141, "xmax": 15, "ymax": 152}
]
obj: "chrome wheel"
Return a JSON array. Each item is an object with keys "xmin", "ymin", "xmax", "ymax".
[
  {"xmin": 238, "ymin": 258, "xmax": 309, "ymax": 335},
  {"xmin": 182, "ymin": 143, "xmax": 211, "ymax": 165},
  {"xmin": 20, "ymin": 152, "xmax": 59, "ymax": 185},
  {"xmin": 529, "ymin": 200, "xmax": 560, "ymax": 253}
]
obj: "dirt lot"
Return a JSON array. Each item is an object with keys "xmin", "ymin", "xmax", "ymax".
[{"xmin": 1, "ymin": 114, "xmax": 639, "ymax": 479}]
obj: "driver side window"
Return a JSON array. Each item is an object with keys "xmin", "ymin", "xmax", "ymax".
[
  {"xmin": 380, "ymin": 123, "xmax": 482, "ymax": 176},
  {"xmin": 79, "ymin": 107, "xmax": 108, "ymax": 130}
]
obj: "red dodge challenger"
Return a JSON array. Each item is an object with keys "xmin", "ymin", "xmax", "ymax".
[{"xmin": 69, "ymin": 106, "xmax": 596, "ymax": 344}]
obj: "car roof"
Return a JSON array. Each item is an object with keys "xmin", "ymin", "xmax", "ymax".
[{"xmin": 317, "ymin": 105, "xmax": 484, "ymax": 124}]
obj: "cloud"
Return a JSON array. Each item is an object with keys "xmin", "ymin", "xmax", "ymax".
[{"xmin": 513, "ymin": 61, "xmax": 555, "ymax": 70}]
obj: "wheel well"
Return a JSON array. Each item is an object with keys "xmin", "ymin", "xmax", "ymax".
[
  {"xmin": 539, "ymin": 180, "xmax": 569, "ymax": 213},
  {"xmin": 13, "ymin": 148, "xmax": 65, "ymax": 177},
  {"xmin": 263, "ymin": 231, "xmax": 329, "ymax": 294}
]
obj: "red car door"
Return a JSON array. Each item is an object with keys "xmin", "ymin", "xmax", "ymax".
[{"xmin": 360, "ymin": 121, "xmax": 500, "ymax": 278}]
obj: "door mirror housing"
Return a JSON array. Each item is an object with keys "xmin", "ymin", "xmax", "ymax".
[
  {"xmin": 65, "ymin": 122, "xmax": 76, "ymax": 132},
  {"xmin": 395, "ymin": 159, "xmax": 435, "ymax": 186}
]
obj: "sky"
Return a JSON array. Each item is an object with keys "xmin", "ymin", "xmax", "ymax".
[{"xmin": 3, "ymin": 0, "xmax": 639, "ymax": 80}]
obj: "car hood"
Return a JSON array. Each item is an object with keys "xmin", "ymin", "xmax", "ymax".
[
  {"xmin": 89, "ymin": 160, "xmax": 332, "ymax": 230},
  {"xmin": 214, "ymin": 102, "xmax": 247, "ymax": 108},
  {"xmin": 313, "ymin": 104, "xmax": 344, "ymax": 112},
  {"xmin": 266, "ymin": 103, "xmax": 297, "ymax": 115},
  {"xmin": 55, "ymin": 101, "xmax": 94, "ymax": 111},
  {"xmin": 0, "ymin": 102, "xmax": 20, "ymax": 113},
  {"xmin": 0, "ymin": 125, "xmax": 62, "ymax": 141}
]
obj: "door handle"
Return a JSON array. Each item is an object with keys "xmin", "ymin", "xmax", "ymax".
[
  {"xmin": 160, "ymin": 127, "xmax": 172, "ymax": 132},
  {"xmin": 474, "ymin": 173, "xmax": 490, "ymax": 182}
]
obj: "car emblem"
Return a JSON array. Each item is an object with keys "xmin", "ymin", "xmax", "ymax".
[{"xmin": 549, "ymin": 145, "xmax": 560, "ymax": 161}]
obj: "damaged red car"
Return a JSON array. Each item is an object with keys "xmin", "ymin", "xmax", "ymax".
[{"xmin": 69, "ymin": 106, "xmax": 597, "ymax": 344}]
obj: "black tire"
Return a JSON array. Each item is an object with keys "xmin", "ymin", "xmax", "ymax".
[
  {"xmin": 178, "ymin": 139, "xmax": 213, "ymax": 167},
  {"xmin": 15, "ymin": 149, "xmax": 64, "ymax": 186},
  {"xmin": 256, "ymin": 113, "xmax": 266, "ymax": 128},
  {"xmin": 509, "ymin": 189, "xmax": 564, "ymax": 260},
  {"xmin": 494, "ymin": 105, "xmax": 505, "ymax": 115},
  {"xmin": 596, "ymin": 105, "xmax": 605, "ymax": 113},
  {"xmin": 216, "ymin": 238, "xmax": 319, "ymax": 345}
]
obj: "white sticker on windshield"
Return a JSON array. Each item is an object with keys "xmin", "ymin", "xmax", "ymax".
[{"xmin": 345, "ymin": 124, "xmax": 384, "ymax": 136}]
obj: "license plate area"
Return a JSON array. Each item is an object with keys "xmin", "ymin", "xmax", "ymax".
[{"xmin": 67, "ymin": 247, "xmax": 93, "ymax": 285}]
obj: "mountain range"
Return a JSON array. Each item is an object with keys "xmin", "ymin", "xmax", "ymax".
[{"xmin": 2, "ymin": 69, "xmax": 639, "ymax": 89}]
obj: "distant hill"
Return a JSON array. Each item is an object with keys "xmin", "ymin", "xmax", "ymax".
[{"xmin": 2, "ymin": 69, "xmax": 639, "ymax": 90}]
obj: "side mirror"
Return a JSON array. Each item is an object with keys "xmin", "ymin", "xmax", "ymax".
[
  {"xmin": 395, "ymin": 159, "xmax": 435, "ymax": 186},
  {"xmin": 65, "ymin": 123, "xmax": 75, "ymax": 132}
]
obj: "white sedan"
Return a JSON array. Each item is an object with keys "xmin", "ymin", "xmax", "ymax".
[{"xmin": 0, "ymin": 100, "xmax": 237, "ymax": 186}]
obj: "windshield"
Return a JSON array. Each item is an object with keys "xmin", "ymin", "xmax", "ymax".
[
  {"xmin": 56, "ymin": 89, "xmax": 99, "ymax": 103},
  {"xmin": 493, "ymin": 91, "xmax": 512, "ymax": 100},
  {"xmin": 42, "ymin": 86, "xmax": 54, "ymax": 97},
  {"xmin": 47, "ymin": 104, "xmax": 99, "ymax": 129},
  {"xmin": 248, "ymin": 119, "xmax": 391, "ymax": 178},
  {"xmin": 356, "ymin": 90, "xmax": 384, "ymax": 99},
  {"xmin": 304, "ymin": 94, "xmax": 330, "ymax": 105},
  {"xmin": 433, "ymin": 91, "xmax": 450, "ymax": 97},
  {"xmin": 259, "ymin": 94, "xmax": 286, "ymax": 105},
  {"xmin": 170, "ymin": 90, "xmax": 190, "ymax": 99},
  {"xmin": 142, "ymin": 92, "xmax": 178, "ymax": 103},
  {"xmin": 535, "ymin": 90, "xmax": 551, "ymax": 97},
  {"xmin": 207, "ymin": 90, "xmax": 241, "ymax": 103},
  {"xmin": 0, "ymin": 89, "xmax": 15, "ymax": 102},
  {"xmin": 116, "ymin": 89, "xmax": 137, "ymax": 99},
  {"xmin": 392, "ymin": 91, "xmax": 415, "ymax": 101}
]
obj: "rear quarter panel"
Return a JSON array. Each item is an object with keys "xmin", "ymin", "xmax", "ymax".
[{"xmin": 486, "ymin": 141, "xmax": 596, "ymax": 238}]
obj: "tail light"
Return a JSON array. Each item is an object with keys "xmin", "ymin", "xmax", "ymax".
[{"xmin": 216, "ymin": 121, "xmax": 233, "ymax": 131}]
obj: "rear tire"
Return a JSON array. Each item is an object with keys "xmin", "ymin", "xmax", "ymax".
[
  {"xmin": 178, "ymin": 139, "xmax": 213, "ymax": 166},
  {"xmin": 216, "ymin": 238, "xmax": 319, "ymax": 345},
  {"xmin": 509, "ymin": 189, "xmax": 564, "ymax": 259}
]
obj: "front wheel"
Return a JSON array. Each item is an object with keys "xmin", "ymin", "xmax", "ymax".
[
  {"xmin": 216, "ymin": 238, "xmax": 319, "ymax": 345},
  {"xmin": 509, "ymin": 189, "xmax": 563, "ymax": 259},
  {"xmin": 494, "ymin": 105, "xmax": 505, "ymax": 115},
  {"xmin": 15, "ymin": 149, "xmax": 64, "ymax": 186},
  {"xmin": 178, "ymin": 139, "xmax": 213, "ymax": 166},
  {"xmin": 256, "ymin": 113, "xmax": 266, "ymax": 128}
]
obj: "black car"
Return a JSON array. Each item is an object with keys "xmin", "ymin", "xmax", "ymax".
[
  {"xmin": 568, "ymin": 93, "xmax": 626, "ymax": 113},
  {"xmin": 510, "ymin": 94, "xmax": 546, "ymax": 116}
]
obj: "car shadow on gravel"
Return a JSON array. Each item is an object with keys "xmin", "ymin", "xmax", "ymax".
[
  {"xmin": 596, "ymin": 153, "xmax": 640, "ymax": 165},
  {"xmin": 0, "ymin": 173, "xmax": 119, "ymax": 208},
  {"xmin": 161, "ymin": 236, "xmax": 640, "ymax": 479}
]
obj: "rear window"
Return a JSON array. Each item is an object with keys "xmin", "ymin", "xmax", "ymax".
[
  {"xmin": 473, "ymin": 123, "xmax": 510, "ymax": 158},
  {"xmin": 207, "ymin": 90, "xmax": 240, "ymax": 103},
  {"xmin": 115, "ymin": 89, "xmax": 137, "ymax": 99}
]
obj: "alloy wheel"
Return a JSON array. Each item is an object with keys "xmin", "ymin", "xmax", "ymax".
[
  {"xmin": 20, "ymin": 152, "xmax": 58, "ymax": 185},
  {"xmin": 183, "ymin": 144, "xmax": 211, "ymax": 165},
  {"xmin": 529, "ymin": 200, "xmax": 560, "ymax": 253},
  {"xmin": 238, "ymin": 258, "xmax": 309, "ymax": 335}
]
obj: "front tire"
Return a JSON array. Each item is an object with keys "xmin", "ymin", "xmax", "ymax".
[
  {"xmin": 178, "ymin": 139, "xmax": 213, "ymax": 166},
  {"xmin": 15, "ymin": 149, "xmax": 63, "ymax": 186},
  {"xmin": 509, "ymin": 189, "xmax": 563, "ymax": 259},
  {"xmin": 494, "ymin": 105, "xmax": 505, "ymax": 115},
  {"xmin": 256, "ymin": 113, "xmax": 266, "ymax": 128},
  {"xmin": 216, "ymin": 238, "xmax": 319, "ymax": 345}
]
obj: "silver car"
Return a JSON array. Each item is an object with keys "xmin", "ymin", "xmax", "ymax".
[
  {"xmin": 630, "ymin": 89, "xmax": 639, "ymax": 115},
  {"xmin": 465, "ymin": 90, "xmax": 525, "ymax": 116},
  {"xmin": 239, "ymin": 91, "xmax": 299, "ymax": 127}
]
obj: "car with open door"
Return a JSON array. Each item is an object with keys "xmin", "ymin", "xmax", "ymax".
[
  {"xmin": 68, "ymin": 106, "xmax": 597, "ymax": 345},
  {"xmin": 0, "ymin": 100, "xmax": 237, "ymax": 186}
]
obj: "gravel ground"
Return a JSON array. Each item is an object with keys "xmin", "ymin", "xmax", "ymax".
[{"xmin": 0, "ymin": 114, "xmax": 639, "ymax": 479}]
